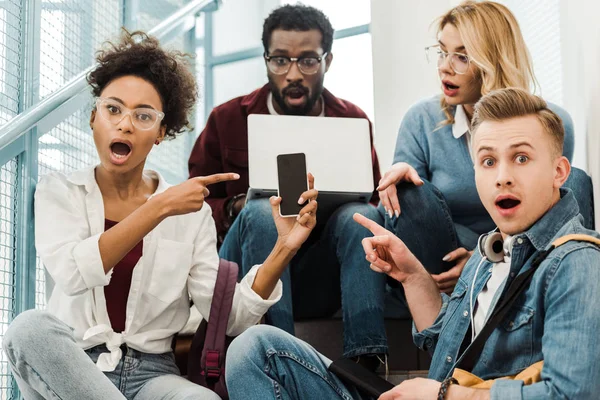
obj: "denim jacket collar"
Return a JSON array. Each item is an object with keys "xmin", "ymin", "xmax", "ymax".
[{"xmin": 522, "ymin": 188, "xmax": 579, "ymax": 252}]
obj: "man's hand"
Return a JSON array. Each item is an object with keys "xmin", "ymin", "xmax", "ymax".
[
  {"xmin": 156, "ymin": 173, "xmax": 240, "ymax": 218},
  {"xmin": 432, "ymin": 248, "xmax": 473, "ymax": 294},
  {"xmin": 379, "ymin": 378, "xmax": 441, "ymax": 400},
  {"xmin": 353, "ymin": 213, "xmax": 423, "ymax": 284},
  {"xmin": 232, "ymin": 194, "xmax": 246, "ymax": 215},
  {"xmin": 271, "ymin": 173, "xmax": 318, "ymax": 252},
  {"xmin": 377, "ymin": 162, "xmax": 423, "ymax": 218}
]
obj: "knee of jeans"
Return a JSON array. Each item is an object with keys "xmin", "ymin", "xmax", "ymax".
[
  {"xmin": 226, "ymin": 325, "xmax": 284, "ymax": 370},
  {"xmin": 395, "ymin": 180, "xmax": 440, "ymax": 209},
  {"xmin": 4, "ymin": 310, "xmax": 63, "ymax": 358},
  {"xmin": 330, "ymin": 202, "xmax": 382, "ymax": 233},
  {"xmin": 176, "ymin": 386, "xmax": 221, "ymax": 400},
  {"xmin": 237, "ymin": 199, "xmax": 273, "ymax": 226}
]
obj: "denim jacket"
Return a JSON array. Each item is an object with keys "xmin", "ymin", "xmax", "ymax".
[{"xmin": 413, "ymin": 189, "xmax": 600, "ymax": 399}]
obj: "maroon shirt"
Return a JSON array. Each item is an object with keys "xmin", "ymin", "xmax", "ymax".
[
  {"xmin": 103, "ymin": 219, "xmax": 143, "ymax": 333},
  {"xmin": 188, "ymin": 84, "xmax": 381, "ymax": 242}
]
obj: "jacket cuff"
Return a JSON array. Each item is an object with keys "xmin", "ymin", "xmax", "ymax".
[
  {"xmin": 412, "ymin": 292, "xmax": 449, "ymax": 351},
  {"xmin": 490, "ymin": 380, "xmax": 523, "ymax": 400}
]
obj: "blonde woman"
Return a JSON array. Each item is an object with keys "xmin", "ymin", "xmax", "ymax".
[{"xmin": 378, "ymin": 1, "xmax": 593, "ymax": 294}]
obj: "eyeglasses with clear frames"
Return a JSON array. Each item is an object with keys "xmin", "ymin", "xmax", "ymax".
[
  {"xmin": 264, "ymin": 52, "xmax": 328, "ymax": 75},
  {"xmin": 95, "ymin": 97, "xmax": 165, "ymax": 131},
  {"xmin": 425, "ymin": 45, "xmax": 472, "ymax": 75}
]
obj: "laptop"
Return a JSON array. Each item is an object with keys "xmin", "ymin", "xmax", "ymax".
[{"xmin": 247, "ymin": 114, "xmax": 375, "ymax": 217}]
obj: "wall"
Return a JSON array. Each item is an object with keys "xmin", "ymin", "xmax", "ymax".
[{"xmin": 370, "ymin": 0, "xmax": 450, "ymax": 170}]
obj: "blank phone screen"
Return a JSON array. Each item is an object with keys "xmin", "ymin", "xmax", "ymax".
[{"xmin": 277, "ymin": 153, "xmax": 307, "ymax": 216}]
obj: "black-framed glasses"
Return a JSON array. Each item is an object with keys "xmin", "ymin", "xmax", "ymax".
[
  {"xmin": 95, "ymin": 97, "xmax": 165, "ymax": 131},
  {"xmin": 425, "ymin": 45, "xmax": 471, "ymax": 75},
  {"xmin": 264, "ymin": 52, "xmax": 328, "ymax": 75}
]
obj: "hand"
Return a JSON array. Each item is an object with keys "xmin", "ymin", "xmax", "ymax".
[
  {"xmin": 157, "ymin": 173, "xmax": 240, "ymax": 217},
  {"xmin": 432, "ymin": 247, "xmax": 473, "ymax": 294},
  {"xmin": 353, "ymin": 212, "xmax": 423, "ymax": 284},
  {"xmin": 379, "ymin": 378, "xmax": 441, "ymax": 400},
  {"xmin": 232, "ymin": 195, "xmax": 246, "ymax": 215},
  {"xmin": 270, "ymin": 173, "xmax": 318, "ymax": 252},
  {"xmin": 377, "ymin": 162, "xmax": 423, "ymax": 219}
]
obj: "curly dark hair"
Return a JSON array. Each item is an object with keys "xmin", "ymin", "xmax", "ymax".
[
  {"xmin": 262, "ymin": 4, "xmax": 334, "ymax": 54},
  {"xmin": 87, "ymin": 30, "xmax": 198, "ymax": 139}
]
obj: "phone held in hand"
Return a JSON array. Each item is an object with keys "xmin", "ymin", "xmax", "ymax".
[{"xmin": 277, "ymin": 153, "xmax": 308, "ymax": 217}]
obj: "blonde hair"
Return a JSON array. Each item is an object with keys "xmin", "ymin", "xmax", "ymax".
[
  {"xmin": 471, "ymin": 87, "xmax": 564, "ymax": 156},
  {"xmin": 436, "ymin": 1, "xmax": 537, "ymax": 125}
]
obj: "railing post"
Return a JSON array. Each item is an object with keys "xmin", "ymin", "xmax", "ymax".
[
  {"xmin": 15, "ymin": 0, "xmax": 41, "ymax": 316},
  {"xmin": 204, "ymin": 9, "xmax": 214, "ymax": 121}
]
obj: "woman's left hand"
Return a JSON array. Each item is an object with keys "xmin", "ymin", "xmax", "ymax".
[
  {"xmin": 270, "ymin": 173, "xmax": 318, "ymax": 252},
  {"xmin": 432, "ymin": 247, "xmax": 473, "ymax": 294}
]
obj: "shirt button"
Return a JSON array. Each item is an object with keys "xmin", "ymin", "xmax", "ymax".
[
  {"xmin": 510, "ymin": 272, "xmax": 515, "ymax": 277},
  {"xmin": 517, "ymin": 238, "xmax": 524, "ymax": 245},
  {"xmin": 509, "ymin": 321, "xmax": 515, "ymax": 328},
  {"xmin": 446, "ymin": 356, "xmax": 453, "ymax": 363},
  {"xmin": 488, "ymin": 267, "xmax": 493, "ymax": 273},
  {"xmin": 463, "ymin": 310, "xmax": 469, "ymax": 317}
]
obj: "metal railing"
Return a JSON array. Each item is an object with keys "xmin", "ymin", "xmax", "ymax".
[{"xmin": 0, "ymin": 0, "xmax": 219, "ymax": 167}]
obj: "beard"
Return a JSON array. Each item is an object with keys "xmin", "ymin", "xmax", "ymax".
[{"xmin": 268, "ymin": 77, "xmax": 324, "ymax": 116}]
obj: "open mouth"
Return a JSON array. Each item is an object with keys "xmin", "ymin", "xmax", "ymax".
[
  {"xmin": 443, "ymin": 82, "xmax": 459, "ymax": 91},
  {"xmin": 286, "ymin": 89, "xmax": 306, "ymax": 99},
  {"xmin": 496, "ymin": 198, "xmax": 521, "ymax": 210},
  {"xmin": 110, "ymin": 140, "xmax": 132, "ymax": 163}
]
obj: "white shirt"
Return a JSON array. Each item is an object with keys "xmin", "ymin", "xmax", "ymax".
[
  {"xmin": 473, "ymin": 255, "xmax": 511, "ymax": 336},
  {"xmin": 35, "ymin": 166, "xmax": 282, "ymax": 371},
  {"xmin": 453, "ymin": 104, "xmax": 472, "ymax": 158},
  {"xmin": 267, "ymin": 92, "xmax": 325, "ymax": 116}
]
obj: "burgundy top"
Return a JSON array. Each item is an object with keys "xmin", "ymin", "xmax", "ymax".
[
  {"xmin": 103, "ymin": 219, "xmax": 143, "ymax": 333},
  {"xmin": 188, "ymin": 84, "xmax": 381, "ymax": 242}
]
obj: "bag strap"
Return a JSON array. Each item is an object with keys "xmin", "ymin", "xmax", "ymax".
[
  {"xmin": 200, "ymin": 259, "xmax": 238, "ymax": 378},
  {"xmin": 456, "ymin": 234, "xmax": 600, "ymax": 372}
]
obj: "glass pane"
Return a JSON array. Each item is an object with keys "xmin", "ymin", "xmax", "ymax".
[
  {"xmin": 212, "ymin": 0, "xmax": 279, "ymax": 57},
  {"xmin": 325, "ymin": 33, "xmax": 374, "ymax": 120},
  {"xmin": 497, "ymin": 0, "xmax": 562, "ymax": 105},
  {"xmin": 0, "ymin": 159, "xmax": 18, "ymax": 400},
  {"xmin": 40, "ymin": 0, "xmax": 122, "ymax": 99},
  {"xmin": 213, "ymin": 57, "xmax": 267, "ymax": 107},
  {"xmin": 0, "ymin": 1, "xmax": 22, "ymax": 125},
  {"xmin": 281, "ymin": 0, "xmax": 371, "ymax": 31}
]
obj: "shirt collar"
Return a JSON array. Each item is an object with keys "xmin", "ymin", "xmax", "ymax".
[
  {"xmin": 452, "ymin": 105, "xmax": 471, "ymax": 139},
  {"xmin": 66, "ymin": 165, "xmax": 171, "ymax": 195},
  {"xmin": 522, "ymin": 188, "xmax": 580, "ymax": 251}
]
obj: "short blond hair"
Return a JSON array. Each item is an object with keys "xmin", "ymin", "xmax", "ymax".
[
  {"xmin": 436, "ymin": 1, "xmax": 536, "ymax": 125},
  {"xmin": 471, "ymin": 88, "xmax": 564, "ymax": 156}
]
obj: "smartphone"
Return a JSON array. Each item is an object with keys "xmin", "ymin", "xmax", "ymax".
[{"xmin": 277, "ymin": 153, "xmax": 308, "ymax": 217}]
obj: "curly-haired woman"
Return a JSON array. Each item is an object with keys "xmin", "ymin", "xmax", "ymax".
[{"xmin": 2, "ymin": 30, "xmax": 319, "ymax": 400}]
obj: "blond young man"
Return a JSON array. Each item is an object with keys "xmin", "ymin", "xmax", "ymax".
[{"xmin": 225, "ymin": 88, "xmax": 600, "ymax": 400}]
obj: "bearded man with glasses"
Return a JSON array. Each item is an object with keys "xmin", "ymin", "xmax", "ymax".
[{"xmin": 188, "ymin": 4, "xmax": 388, "ymax": 372}]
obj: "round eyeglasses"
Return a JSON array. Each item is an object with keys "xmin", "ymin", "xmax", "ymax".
[
  {"xmin": 425, "ymin": 45, "xmax": 471, "ymax": 75},
  {"xmin": 95, "ymin": 98, "xmax": 165, "ymax": 131},
  {"xmin": 264, "ymin": 53, "xmax": 328, "ymax": 75}
]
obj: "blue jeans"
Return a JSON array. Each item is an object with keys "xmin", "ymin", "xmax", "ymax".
[
  {"xmin": 384, "ymin": 167, "xmax": 595, "ymax": 276},
  {"xmin": 226, "ymin": 325, "xmax": 369, "ymax": 400},
  {"xmin": 220, "ymin": 200, "xmax": 388, "ymax": 358},
  {"xmin": 3, "ymin": 310, "xmax": 220, "ymax": 400}
]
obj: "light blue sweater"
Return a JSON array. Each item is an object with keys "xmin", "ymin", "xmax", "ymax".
[{"xmin": 393, "ymin": 94, "xmax": 574, "ymax": 236}]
